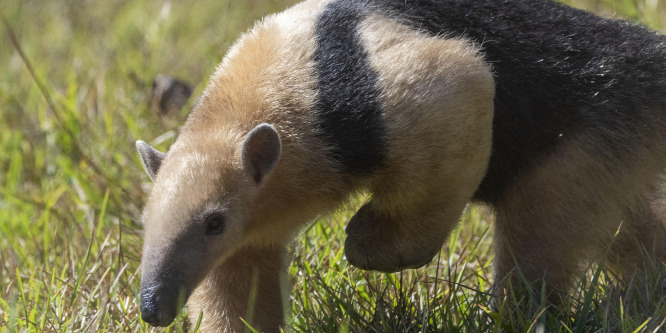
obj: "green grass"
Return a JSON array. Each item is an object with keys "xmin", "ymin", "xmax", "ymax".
[{"xmin": 1, "ymin": 0, "xmax": 665, "ymax": 332}]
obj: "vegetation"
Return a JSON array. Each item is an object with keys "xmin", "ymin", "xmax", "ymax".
[{"xmin": 1, "ymin": 0, "xmax": 665, "ymax": 331}]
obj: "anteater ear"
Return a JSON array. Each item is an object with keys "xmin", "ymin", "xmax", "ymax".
[
  {"xmin": 136, "ymin": 140, "xmax": 167, "ymax": 182},
  {"xmin": 241, "ymin": 123, "xmax": 281, "ymax": 185}
]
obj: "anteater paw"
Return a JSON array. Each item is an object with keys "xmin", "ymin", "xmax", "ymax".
[{"xmin": 344, "ymin": 203, "xmax": 440, "ymax": 272}]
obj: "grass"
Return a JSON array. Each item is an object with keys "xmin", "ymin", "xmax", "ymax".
[{"xmin": 1, "ymin": 0, "xmax": 665, "ymax": 332}]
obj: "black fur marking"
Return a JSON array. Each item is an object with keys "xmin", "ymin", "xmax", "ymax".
[
  {"xmin": 313, "ymin": 1, "xmax": 386, "ymax": 175},
  {"xmin": 360, "ymin": 0, "xmax": 666, "ymax": 203}
]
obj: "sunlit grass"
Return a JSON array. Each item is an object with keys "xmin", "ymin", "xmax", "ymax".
[{"xmin": 1, "ymin": 0, "xmax": 665, "ymax": 332}]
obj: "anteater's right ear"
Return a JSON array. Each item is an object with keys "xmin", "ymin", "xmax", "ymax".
[
  {"xmin": 136, "ymin": 140, "xmax": 166, "ymax": 182},
  {"xmin": 241, "ymin": 123, "xmax": 281, "ymax": 185}
]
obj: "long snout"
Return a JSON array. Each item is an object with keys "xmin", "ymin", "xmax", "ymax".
[{"xmin": 139, "ymin": 223, "xmax": 210, "ymax": 327}]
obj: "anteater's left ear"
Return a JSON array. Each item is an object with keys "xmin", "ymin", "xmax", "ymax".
[
  {"xmin": 136, "ymin": 140, "xmax": 167, "ymax": 182},
  {"xmin": 242, "ymin": 123, "xmax": 281, "ymax": 185}
]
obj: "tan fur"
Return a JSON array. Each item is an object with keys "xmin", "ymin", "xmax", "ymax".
[{"xmin": 140, "ymin": 2, "xmax": 497, "ymax": 330}]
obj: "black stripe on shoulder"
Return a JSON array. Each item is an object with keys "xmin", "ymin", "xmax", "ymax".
[{"xmin": 313, "ymin": 0, "xmax": 386, "ymax": 176}]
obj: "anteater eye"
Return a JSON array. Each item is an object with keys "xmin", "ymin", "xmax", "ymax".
[{"xmin": 204, "ymin": 214, "xmax": 225, "ymax": 235}]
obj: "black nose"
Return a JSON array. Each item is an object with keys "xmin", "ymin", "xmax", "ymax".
[{"xmin": 141, "ymin": 292, "xmax": 160, "ymax": 326}]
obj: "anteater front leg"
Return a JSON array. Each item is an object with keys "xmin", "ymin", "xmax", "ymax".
[
  {"xmin": 345, "ymin": 190, "xmax": 471, "ymax": 273},
  {"xmin": 345, "ymin": 203, "xmax": 442, "ymax": 272},
  {"xmin": 341, "ymin": 15, "xmax": 495, "ymax": 273},
  {"xmin": 187, "ymin": 245, "xmax": 287, "ymax": 333}
]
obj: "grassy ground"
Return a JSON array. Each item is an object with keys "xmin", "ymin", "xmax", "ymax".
[{"xmin": 1, "ymin": 0, "xmax": 665, "ymax": 332}]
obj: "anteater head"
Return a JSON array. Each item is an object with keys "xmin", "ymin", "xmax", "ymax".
[{"xmin": 136, "ymin": 123, "xmax": 281, "ymax": 327}]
